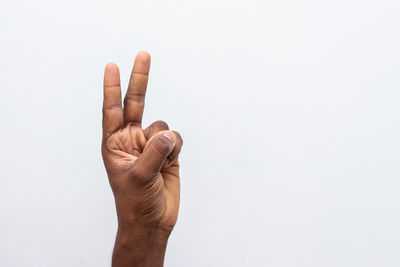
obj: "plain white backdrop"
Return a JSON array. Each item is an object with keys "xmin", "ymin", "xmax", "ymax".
[{"xmin": 1, "ymin": 0, "xmax": 400, "ymax": 266}]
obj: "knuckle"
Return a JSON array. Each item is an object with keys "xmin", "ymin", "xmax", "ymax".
[
  {"xmin": 124, "ymin": 93, "xmax": 145, "ymax": 103},
  {"xmin": 153, "ymin": 120, "xmax": 169, "ymax": 130}
]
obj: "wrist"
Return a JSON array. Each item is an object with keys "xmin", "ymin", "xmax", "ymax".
[
  {"xmin": 117, "ymin": 222, "xmax": 171, "ymax": 244},
  {"xmin": 112, "ymin": 224, "xmax": 170, "ymax": 267}
]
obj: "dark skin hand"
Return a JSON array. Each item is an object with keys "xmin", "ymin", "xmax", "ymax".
[{"xmin": 102, "ymin": 51, "xmax": 183, "ymax": 267}]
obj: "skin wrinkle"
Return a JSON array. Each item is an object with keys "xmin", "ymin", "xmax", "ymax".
[{"xmin": 124, "ymin": 94, "xmax": 146, "ymax": 103}]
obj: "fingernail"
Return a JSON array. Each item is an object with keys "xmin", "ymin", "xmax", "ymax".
[{"xmin": 163, "ymin": 131, "xmax": 176, "ymax": 144}]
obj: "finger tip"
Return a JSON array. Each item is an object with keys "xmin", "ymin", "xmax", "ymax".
[
  {"xmin": 137, "ymin": 50, "xmax": 151, "ymax": 59},
  {"xmin": 134, "ymin": 51, "xmax": 151, "ymax": 70},
  {"xmin": 105, "ymin": 62, "xmax": 119, "ymax": 73}
]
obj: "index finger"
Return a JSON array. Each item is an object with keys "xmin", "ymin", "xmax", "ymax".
[
  {"xmin": 103, "ymin": 63, "xmax": 123, "ymax": 137},
  {"xmin": 124, "ymin": 51, "xmax": 151, "ymax": 126}
]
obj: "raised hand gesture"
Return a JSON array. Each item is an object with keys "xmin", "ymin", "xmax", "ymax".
[{"xmin": 102, "ymin": 52, "xmax": 183, "ymax": 267}]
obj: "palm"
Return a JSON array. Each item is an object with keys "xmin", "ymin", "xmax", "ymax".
[
  {"xmin": 105, "ymin": 125, "xmax": 147, "ymax": 166},
  {"xmin": 102, "ymin": 52, "xmax": 182, "ymax": 229}
]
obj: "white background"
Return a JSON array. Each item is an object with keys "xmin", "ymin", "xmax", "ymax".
[{"xmin": 1, "ymin": 0, "xmax": 400, "ymax": 266}]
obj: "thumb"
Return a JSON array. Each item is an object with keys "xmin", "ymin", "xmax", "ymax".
[{"xmin": 135, "ymin": 131, "xmax": 176, "ymax": 177}]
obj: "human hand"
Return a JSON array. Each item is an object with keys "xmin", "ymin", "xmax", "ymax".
[{"xmin": 101, "ymin": 52, "xmax": 183, "ymax": 266}]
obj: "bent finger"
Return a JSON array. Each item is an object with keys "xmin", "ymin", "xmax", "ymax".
[
  {"xmin": 163, "ymin": 131, "xmax": 183, "ymax": 168},
  {"xmin": 143, "ymin": 120, "xmax": 169, "ymax": 140},
  {"xmin": 134, "ymin": 131, "xmax": 176, "ymax": 179}
]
